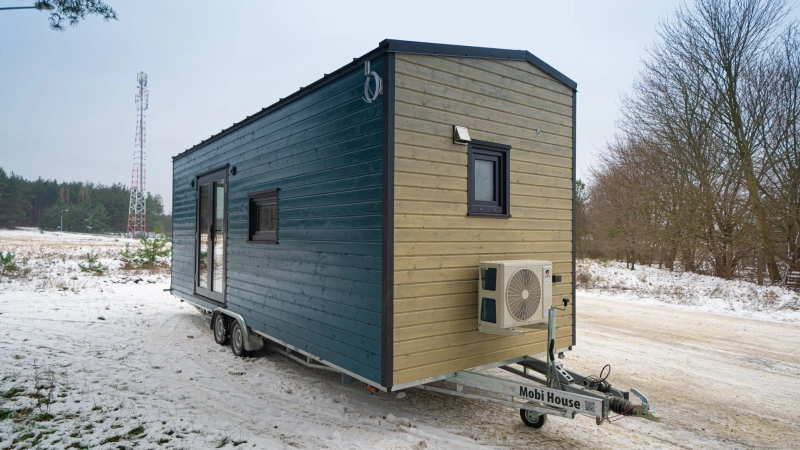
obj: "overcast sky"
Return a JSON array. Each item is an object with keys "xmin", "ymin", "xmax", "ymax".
[{"xmin": 1, "ymin": 0, "xmax": 692, "ymax": 212}]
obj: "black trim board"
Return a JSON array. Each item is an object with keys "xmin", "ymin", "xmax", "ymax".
[
  {"xmin": 381, "ymin": 52, "xmax": 396, "ymax": 390},
  {"xmin": 172, "ymin": 39, "xmax": 577, "ymax": 162},
  {"xmin": 571, "ymin": 92, "xmax": 577, "ymax": 346}
]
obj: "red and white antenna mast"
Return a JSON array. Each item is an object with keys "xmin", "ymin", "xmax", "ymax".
[{"xmin": 127, "ymin": 72, "xmax": 148, "ymax": 237}]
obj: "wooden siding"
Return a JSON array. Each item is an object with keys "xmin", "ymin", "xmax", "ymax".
[
  {"xmin": 172, "ymin": 56, "xmax": 385, "ymax": 384},
  {"xmin": 392, "ymin": 54, "xmax": 575, "ymax": 385}
]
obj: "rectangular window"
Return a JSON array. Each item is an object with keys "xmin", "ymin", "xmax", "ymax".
[
  {"xmin": 248, "ymin": 189, "xmax": 278, "ymax": 244},
  {"xmin": 468, "ymin": 141, "xmax": 511, "ymax": 217}
]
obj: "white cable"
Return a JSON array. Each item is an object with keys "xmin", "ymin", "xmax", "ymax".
[{"xmin": 362, "ymin": 71, "xmax": 382, "ymax": 103}]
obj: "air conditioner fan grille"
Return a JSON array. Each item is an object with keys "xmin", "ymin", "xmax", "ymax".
[{"xmin": 506, "ymin": 268, "xmax": 541, "ymax": 321}]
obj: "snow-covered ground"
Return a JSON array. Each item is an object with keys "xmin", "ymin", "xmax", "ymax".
[
  {"xmin": 577, "ymin": 259, "xmax": 800, "ymax": 323},
  {"xmin": 1, "ymin": 229, "xmax": 799, "ymax": 449}
]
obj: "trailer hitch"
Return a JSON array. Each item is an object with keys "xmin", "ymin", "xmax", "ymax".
[
  {"xmin": 534, "ymin": 299, "xmax": 661, "ymax": 423},
  {"xmin": 628, "ymin": 389, "xmax": 660, "ymax": 422}
]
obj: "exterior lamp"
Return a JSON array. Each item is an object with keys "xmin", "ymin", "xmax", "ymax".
[{"xmin": 453, "ymin": 125, "xmax": 471, "ymax": 145}]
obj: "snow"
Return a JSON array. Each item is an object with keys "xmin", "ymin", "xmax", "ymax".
[
  {"xmin": 577, "ymin": 259, "xmax": 800, "ymax": 323},
  {"xmin": 1, "ymin": 229, "xmax": 799, "ymax": 449}
]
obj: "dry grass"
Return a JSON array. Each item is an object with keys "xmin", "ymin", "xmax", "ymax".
[
  {"xmin": 0, "ymin": 230, "xmax": 170, "ymax": 289},
  {"xmin": 575, "ymin": 260, "xmax": 607, "ymax": 289}
]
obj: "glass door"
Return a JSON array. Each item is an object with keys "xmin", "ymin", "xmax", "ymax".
[{"xmin": 195, "ymin": 169, "xmax": 226, "ymax": 303}]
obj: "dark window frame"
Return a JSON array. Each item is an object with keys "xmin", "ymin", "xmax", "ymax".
[
  {"xmin": 193, "ymin": 167, "xmax": 228, "ymax": 305},
  {"xmin": 467, "ymin": 140, "xmax": 511, "ymax": 217},
  {"xmin": 247, "ymin": 189, "xmax": 279, "ymax": 244}
]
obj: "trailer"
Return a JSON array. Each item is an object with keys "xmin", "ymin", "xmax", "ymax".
[{"xmin": 170, "ymin": 39, "xmax": 659, "ymax": 426}]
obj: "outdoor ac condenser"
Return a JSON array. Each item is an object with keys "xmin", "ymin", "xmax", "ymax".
[{"xmin": 478, "ymin": 260, "xmax": 553, "ymax": 335}]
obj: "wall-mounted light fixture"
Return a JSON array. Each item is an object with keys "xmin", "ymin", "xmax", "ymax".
[
  {"xmin": 190, "ymin": 179, "xmax": 195, "ymax": 188},
  {"xmin": 453, "ymin": 125, "xmax": 471, "ymax": 145},
  {"xmin": 229, "ymin": 166, "xmax": 237, "ymax": 176}
]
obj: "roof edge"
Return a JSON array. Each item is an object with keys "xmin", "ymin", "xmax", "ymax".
[
  {"xmin": 172, "ymin": 42, "xmax": 390, "ymax": 161},
  {"xmin": 381, "ymin": 39, "xmax": 577, "ymax": 91},
  {"xmin": 173, "ymin": 39, "xmax": 577, "ymax": 161}
]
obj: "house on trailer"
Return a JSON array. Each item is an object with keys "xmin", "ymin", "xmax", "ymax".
[{"xmin": 171, "ymin": 39, "xmax": 576, "ymax": 392}]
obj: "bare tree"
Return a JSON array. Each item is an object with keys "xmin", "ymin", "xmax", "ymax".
[
  {"xmin": 654, "ymin": 0, "xmax": 792, "ymax": 280},
  {"xmin": 588, "ymin": 0, "xmax": 798, "ymax": 283},
  {"xmin": 762, "ymin": 24, "xmax": 800, "ymax": 276}
]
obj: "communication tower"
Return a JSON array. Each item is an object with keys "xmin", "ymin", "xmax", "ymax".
[{"xmin": 127, "ymin": 72, "xmax": 148, "ymax": 237}]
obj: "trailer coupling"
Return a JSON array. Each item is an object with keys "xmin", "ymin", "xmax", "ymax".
[
  {"xmin": 507, "ymin": 358, "xmax": 661, "ymax": 425},
  {"xmin": 542, "ymin": 300, "xmax": 660, "ymax": 423},
  {"xmin": 628, "ymin": 388, "xmax": 660, "ymax": 422},
  {"xmin": 416, "ymin": 359, "xmax": 659, "ymax": 429},
  {"xmin": 515, "ymin": 301, "xmax": 660, "ymax": 425}
]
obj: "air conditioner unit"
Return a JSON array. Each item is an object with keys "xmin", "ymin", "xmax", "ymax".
[{"xmin": 477, "ymin": 260, "xmax": 553, "ymax": 336}]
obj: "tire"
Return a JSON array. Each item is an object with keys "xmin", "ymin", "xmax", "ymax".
[
  {"xmin": 520, "ymin": 408, "xmax": 547, "ymax": 428},
  {"xmin": 230, "ymin": 320, "xmax": 252, "ymax": 357},
  {"xmin": 213, "ymin": 313, "xmax": 230, "ymax": 345}
]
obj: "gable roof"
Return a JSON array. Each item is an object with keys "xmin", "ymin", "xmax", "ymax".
[
  {"xmin": 173, "ymin": 39, "xmax": 576, "ymax": 161},
  {"xmin": 383, "ymin": 39, "xmax": 576, "ymax": 91}
]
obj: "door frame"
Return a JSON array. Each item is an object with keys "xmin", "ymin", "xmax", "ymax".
[{"xmin": 193, "ymin": 166, "xmax": 228, "ymax": 305}]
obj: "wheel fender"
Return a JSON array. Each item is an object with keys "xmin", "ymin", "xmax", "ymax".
[{"xmin": 212, "ymin": 308, "xmax": 264, "ymax": 352}]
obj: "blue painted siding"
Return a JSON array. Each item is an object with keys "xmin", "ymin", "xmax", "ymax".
[{"xmin": 172, "ymin": 57, "xmax": 384, "ymax": 383}]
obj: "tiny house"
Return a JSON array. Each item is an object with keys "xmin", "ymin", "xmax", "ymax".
[{"xmin": 171, "ymin": 39, "xmax": 577, "ymax": 392}]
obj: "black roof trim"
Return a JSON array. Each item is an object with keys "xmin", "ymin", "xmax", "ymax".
[
  {"xmin": 381, "ymin": 39, "xmax": 577, "ymax": 91},
  {"xmin": 173, "ymin": 39, "xmax": 576, "ymax": 161},
  {"xmin": 172, "ymin": 42, "xmax": 390, "ymax": 161}
]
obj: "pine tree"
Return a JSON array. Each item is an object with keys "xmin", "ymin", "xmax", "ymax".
[{"xmin": 89, "ymin": 204, "xmax": 110, "ymax": 233}]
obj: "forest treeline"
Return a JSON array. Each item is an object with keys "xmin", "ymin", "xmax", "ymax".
[
  {"xmin": 580, "ymin": 0, "xmax": 799, "ymax": 284},
  {"xmin": 0, "ymin": 168, "xmax": 172, "ymax": 235}
]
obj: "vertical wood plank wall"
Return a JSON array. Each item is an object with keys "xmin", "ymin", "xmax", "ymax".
[{"xmin": 392, "ymin": 54, "xmax": 575, "ymax": 385}]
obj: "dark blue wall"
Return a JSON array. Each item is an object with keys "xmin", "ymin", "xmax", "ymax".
[{"xmin": 172, "ymin": 57, "xmax": 384, "ymax": 383}]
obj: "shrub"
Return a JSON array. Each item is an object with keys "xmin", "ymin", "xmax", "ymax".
[
  {"xmin": 120, "ymin": 243, "xmax": 134, "ymax": 260},
  {"xmin": 78, "ymin": 253, "xmax": 107, "ymax": 275},
  {"xmin": 0, "ymin": 251, "xmax": 18, "ymax": 276},
  {"xmin": 135, "ymin": 235, "xmax": 171, "ymax": 267}
]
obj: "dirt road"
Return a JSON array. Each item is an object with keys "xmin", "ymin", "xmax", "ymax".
[
  {"xmin": 140, "ymin": 292, "xmax": 800, "ymax": 449},
  {"xmin": 565, "ymin": 294, "xmax": 800, "ymax": 449}
]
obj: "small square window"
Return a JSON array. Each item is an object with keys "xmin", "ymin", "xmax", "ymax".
[
  {"xmin": 468, "ymin": 141, "xmax": 511, "ymax": 217},
  {"xmin": 248, "ymin": 189, "xmax": 278, "ymax": 244}
]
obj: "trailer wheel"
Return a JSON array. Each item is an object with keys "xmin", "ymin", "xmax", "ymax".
[
  {"xmin": 520, "ymin": 409, "xmax": 547, "ymax": 428},
  {"xmin": 213, "ymin": 313, "xmax": 230, "ymax": 345},
  {"xmin": 230, "ymin": 321, "xmax": 252, "ymax": 357}
]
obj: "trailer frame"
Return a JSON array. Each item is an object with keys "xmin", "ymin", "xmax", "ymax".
[{"xmin": 187, "ymin": 297, "xmax": 660, "ymax": 428}]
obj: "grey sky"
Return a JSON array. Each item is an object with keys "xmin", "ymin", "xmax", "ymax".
[{"xmin": 1, "ymin": 0, "xmax": 686, "ymax": 212}]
